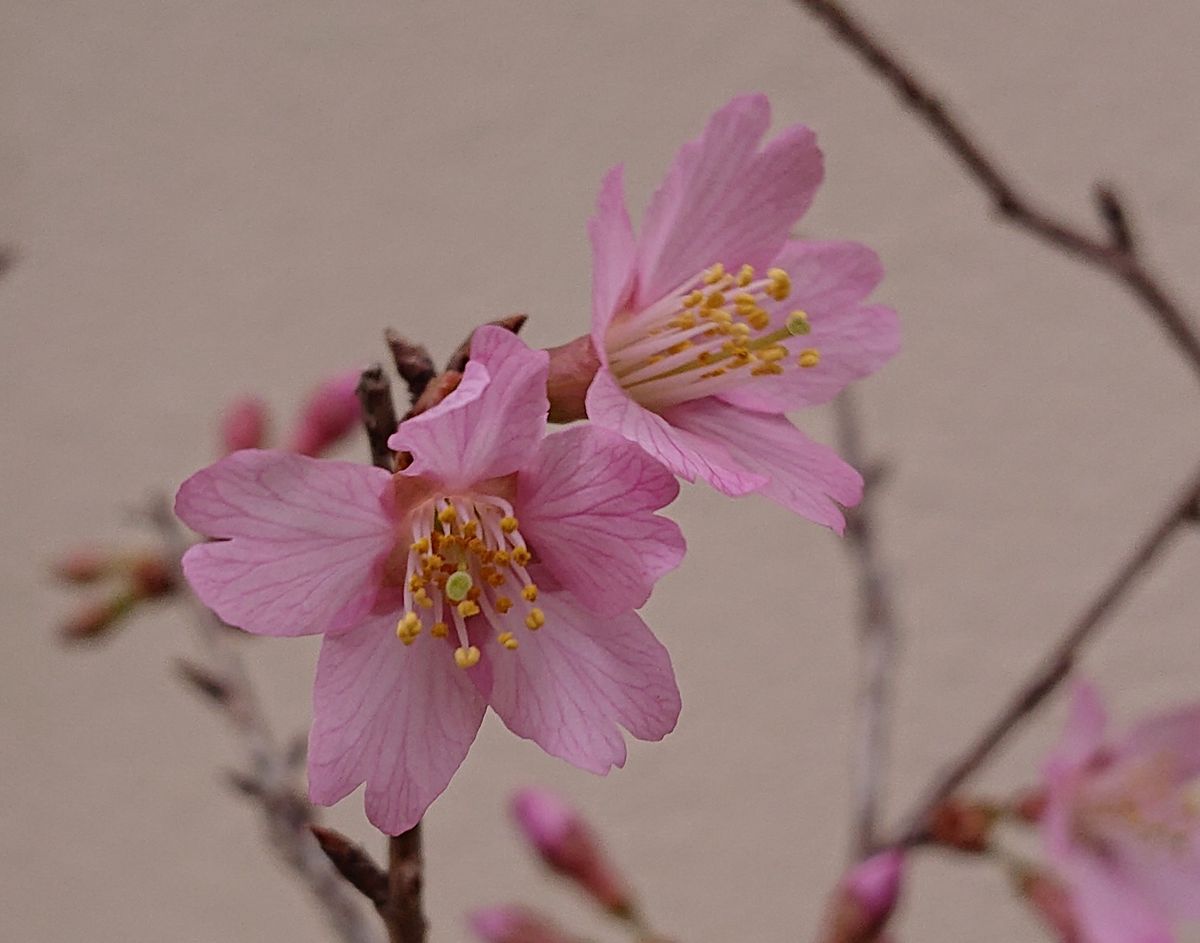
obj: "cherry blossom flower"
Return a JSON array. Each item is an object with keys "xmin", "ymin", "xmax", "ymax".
[
  {"xmin": 1040, "ymin": 681, "xmax": 1200, "ymax": 943},
  {"xmin": 583, "ymin": 94, "xmax": 900, "ymax": 531},
  {"xmin": 175, "ymin": 327, "xmax": 684, "ymax": 834}
]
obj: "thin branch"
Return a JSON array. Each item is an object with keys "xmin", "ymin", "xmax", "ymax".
[
  {"xmin": 896, "ymin": 464, "xmax": 1200, "ymax": 846},
  {"xmin": 352, "ymin": 369, "xmax": 428, "ymax": 943},
  {"xmin": 380, "ymin": 827, "xmax": 427, "ymax": 943},
  {"xmin": 148, "ymin": 499, "xmax": 378, "ymax": 943},
  {"xmin": 792, "ymin": 0, "xmax": 1200, "ymax": 383},
  {"xmin": 312, "ymin": 826, "xmax": 390, "ymax": 908},
  {"xmin": 835, "ymin": 390, "xmax": 899, "ymax": 858}
]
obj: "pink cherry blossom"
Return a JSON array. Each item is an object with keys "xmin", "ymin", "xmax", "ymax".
[
  {"xmin": 584, "ymin": 94, "xmax": 900, "ymax": 532},
  {"xmin": 1040, "ymin": 681, "xmax": 1200, "ymax": 943},
  {"xmin": 175, "ymin": 327, "xmax": 684, "ymax": 834}
]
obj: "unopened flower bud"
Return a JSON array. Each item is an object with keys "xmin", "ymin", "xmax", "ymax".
[
  {"xmin": 928, "ymin": 797, "xmax": 997, "ymax": 852},
  {"xmin": 511, "ymin": 787, "xmax": 634, "ymax": 915},
  {"xmin": 820, "ymin": 851, "xmax": 905, "ymax": 943},
  {"xmin": 129, "ymin": 556, "xmax": 176, "ymax": 599},
  {"xmin": 469, "ymin": 907, "xmax": 580, "ymax": 943},
  {"xmin": 1015, "ymin": 868, "xmax": 1080, "ymax": 942},
  {"xmin": 287, "ymin": 369, "xmax": 362, "ymax": 457},
  {"xmin": 61, "ymin": 592, "xmax": 136, "ymax": 643},
  {"xmin": 52, "ymin": 548, "xmax": 112, "ymax": 583},
  {"xmin": 219, "ymin": 396, "xmax": 269, "ymax": 454}
]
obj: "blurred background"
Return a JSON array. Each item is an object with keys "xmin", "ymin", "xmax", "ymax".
[{"xmin": 4, "ymin": 1, "xmax": 1200, "ymax": 940}]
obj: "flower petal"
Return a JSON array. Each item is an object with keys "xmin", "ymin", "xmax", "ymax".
[
  {"xmin": 389, "ymin": 326, "xmax": 549, "ymax": 489},
  {"xmin": 308, "ymin": 613, "xmax": 487, "ymax": 835},
  {"xmin": 722, "ymin": 300, "xmax": 900, "ymax": 414},
  {"xmin": 485, "ymin": 592, "xmax": 680, "ymax": 774},
  {"xmin": 634, "ymin": 95, "xmax": 823, "ymax": 307},
  {"xmin": 589, "ymin": 165, "xmax": 637, "ymax": 350},
  {"xmin": 1050, "ymin": 681, "xmax": 1111, "ymax": 776},
  {"xmin": 1120, "ymin": 702, "xmax": 1200, "ymax": 780},
  {"xmin": 175, "ymin": 450, "xmax": 394, "ymax": 636},
  {"xmin": 662, "ymin": 399, "xmax": 862, "ymax": 532},
  {"xmin": 585, "ymin": 367, "xmax": 765, "ymax": 496},
  {"xmin": 1061, "ymin": 852, "xmax": 1175, "ymax": 943},
  {"xmin": 517, "ymin": 425, "xmax": 684, "ymax": 616}
]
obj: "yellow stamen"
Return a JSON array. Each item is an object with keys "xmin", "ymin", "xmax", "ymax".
[
  {"xmin": 511, "ymin": 546, "xmax": 531, "ymax": 566},
  {"xmin": 492, "ymin": 549, "xmax": 510, "ymax": 566},
  {"xmin": 437, "ymin": 504, "xmax": 457, "ymax": 525},
  {"xmin": 457, "ymin": 599, "xmax": 480, "ymax": 618},
  {"xmin": 430, "ymin": 621, "xmax": 449, "ymax": 638},
  {"xmin": 497, "ymin": 631, "xmax": 519, "ymax": 651},
  {"xmin": 396, "ymin": 611, "xmax": 422, "ymax": 644},
  {"xmin": 521, "ymin": 584, "xmax": 538, "ymax": 602},
  {"xmin": 414, "ymin": 589, "xmax": 433, "ymax": 609},
  {"xmin": 767, "ymin": 267, "xmax": 791, "ymax": 301},
  {"xmin": 756, "ymin": 345, "xmax": 788, "ymax": 363},
  {"xmin": 454, "ymin": 645, "xmax": 481, "ymax": 669},
  {"xmin": 525, "ymin": 608, "xmax": 545, "ymax": 631},
  {"xmin": 682, "ymin": 290, "xmax": 703, "ymax": 308},
  {"xmin": 410, "ymin": 537, "xmax": 429, "ymax": 553},
  {"xmin": 703, "ymin": 291, "xmax": 725, "ymax": 309},
  {"xmin": 786, "ymin": 310, "xmax": 811, "ymax": 336},
  {"xmin": 422, "ymin": 553, "xmax": 444, "ymax": 570},
  {"xmin": 798, "ymin": 348, "xmax": 821, "ymax": 368},
  {"xmin": 500, "ymin": 515, "xmax": 519, "ymax": 534},
  {"xmin": 736, "ymin": 264, "xmax": 755, "ymax": 287},
  {"xmin": 702, "ymin": 263, "xmax": 726, "ymax": 284},
  {"xmin": 495, "ymin": 596, "xmax": 513, "ymax": 614},
  {"xmin": 408, "ymin": 574, "xmax": 425, "ymax": 591}
]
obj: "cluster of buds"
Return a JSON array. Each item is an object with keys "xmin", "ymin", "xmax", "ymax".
[
  {"xmin": 217, "ymin": 368, "xmax": 362, "ymax": 458},
  {"xmin": 53, "ymin": 547, "xmax": 177, "ymax": 643},
  {"xmin": 470, "ymin": 788, "xmax": 645, "ymax": 943}
]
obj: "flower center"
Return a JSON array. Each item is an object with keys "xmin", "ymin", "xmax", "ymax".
[
  {"xmin": 604, "ymin": 262, "xmax": 821, "ymax": 410},
  {"xmin": 395, "ymin": 494, "xmax": 544, "ymax": 669},
  {"xmin": 1075, "ymin": 753, "xmax": 1199, "ymax": 856}
]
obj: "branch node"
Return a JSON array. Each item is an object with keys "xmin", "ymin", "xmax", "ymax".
[
  {"xmin": 1094, "ymin": 182, "xmax": 1136, "ymax": 255},
  {"xmin": 310, "ymin": 825, "xmax": 390, "ymax": 909}
]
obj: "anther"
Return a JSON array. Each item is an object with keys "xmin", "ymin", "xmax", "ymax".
[
  {"xmin": 396, "ymin": 611, "xmax": 422, "ymax": 644},
  {"xmin": 683, "ymin": 290, "xmax": 704, "ymax": 308},
  {"xmin": 736, "ymin": 264, "xmax": 755, "ymax": 287},
  {"xmin": 430, "ymin": 621, "xmax": 449, "ymax": 638},
  {"xmin": 521, "ymin": 584, "xmax": 538, "ymax": 602},
  {"xmin": 410, "ymin": 537, "xmax": 429, "ymax": 553},
  {"xmin": 457, "ymin": 599, "xmax": 481, "ymax": 618},
  {"xmin": 500, "ymin": 515, "xmax": 519, "ymax": 534},
  {"xmin": 702, "ymin": 263, "xmax": 726, "ymax": 284},
  {"xmin": 767, "ymin": 268, "xmax": 791, "ymax": 301},
  {"xmin": 497, "ymin": 631, "xmax": 519, "ymax": 651},
  {"xmin": 454, "ymin": 645, "xmax": 481, "ymax": 669},
  {"xmin": 798, "ymin": 348, "xmax": 821, "ymax": 368},
  {"xmin": 786, "ymin": 311, "xmax": 811, "ymax": 336},
  {"xmin": 525, "ymin": 608, "xmax": 545, "ymax": 630},
  {"xmin": 438, "ymin": 504, "xmax": 458, "ymax": 525},
  {"xmin": 511, "ymin": 546, "xmax": 531, "ymax": 566},
  {"xmin": 495, "ymin": 596, "xmax": 513, "ymax": 614}
]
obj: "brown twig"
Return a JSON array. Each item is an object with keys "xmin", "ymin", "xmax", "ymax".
[
  {"xmin": 793, "ymin": 0, "xmax": 1200, "ymax": 382},
  {"xmin": 148, "ymin": 499, "xmax": 377, "ymax": 943},
  {"xmin": 312, "ymin": 826, "xmax": 390, "ymax": 908},
  {"xmin": 351, "ymin": 370, "xmax": 428, "ymax": 943},
  {"xmin": 896, "ymin": 463, "xmax": 1200, "ymax": 846},
  {"xmin": 793, "ymin": 0, "xmax": 1200, "ymax": 850},
  {"xmin": 834, "ymin": 390, "xmax": 899, "ymax": 858},
  {"xmin": 380, "ymin": 827, "xmax": 427, "ymax": 943}
]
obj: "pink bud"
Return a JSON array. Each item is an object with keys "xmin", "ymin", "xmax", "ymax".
[
  {"xmin": 510, "ymin": 788, "xmax": 634, "ymax": 914},
  {"xmin": 1019, "ymin": 870, "xmax": 1081, "ymax": 942},
  {"xmin": 219, "ymin": 396, "xmax": 269, "ymax": 453},
  {"xmin": 52, "ymin": 547, "xmax": 113, "ymax": 583},
  {"xmin": 286, "ymin": 369, "xmax": 362, "ymax": 457},
  {"xmin": 844, "ymin": 850, "xmax": 904, "ymax": 926},
  {"xmin": 819, "ymin": 851, "xmax": 906, "ymax": 943},
  {"xmin": 469, "ymin": 907, "xmax": 578, "ymax": 943}
]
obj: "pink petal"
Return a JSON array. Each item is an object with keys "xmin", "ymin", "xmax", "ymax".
[
  {"xmin": 517, "ymin": 425, "xmax": 684, "ymax": 616},
  {"xmin": 308, "ymin": 612, "xmax": 487, "ymax": 835},
  {"xmin": 662, "ymin": 399, "xmax": 862, "ymax": 532},
  {"xmin": 588, "ymin": 165, "xmax": 637, "ymax": 350},
  {"xmin": 1051, "ymin": 681, "xmax": 1111, "ymax": 776},
  {"xmin": 389, "ymin": 326, "xmax": 549, "ymax": 489},
  {"xmin": 634, "ymin": 95, "xmax": 823, "ymax": 308},
  {"xmin": 722, "ymin": 299, "xmax": 901, "ymax": 414},
  {"xmin": 1062, "ymin": 852, "xmax": 1175, "ymax": 943},
  {"xmin": 175, "ymin": 450, "xmax": 394, "ymax": 636},
  {"xmin": 484, "ymin": 592, "xmax": 680, "ymax": 774},
  {"xmin": 1120, "ymin": 702, "xmax": 1200, "ymax": 780},
  {"xmin": 585, "ymin": 367, "xmax": 766, "ymax": 496}
]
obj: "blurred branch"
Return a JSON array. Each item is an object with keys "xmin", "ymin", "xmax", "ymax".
[
  {"xmin": 356, "ymin": 365, "xmax": 399, "ymax": 472},
  {"xmin": 834, "ymin": 390, "xmax": 898, "ymax": 858},
  {"xmin": 896, "ymin": 463, "xmax": 1200, "ymax": 845},
  {"xmin": 793, "ymin": 0, "xmax": 1200, "ymax": 850},
  {"xmin": 147, "ymin": 498, "xmax": 378, "ymax": 943},
  {"xmin": 381, "ymin": 827, "xmax": 427, "ymax": 943},
  {"xmin": 792, "ymin": 0, "xmax": 1200, "ymax": 382},
  {"xmin": 384, "ymin": 330, "xmax": 437, "ymax": 407}
]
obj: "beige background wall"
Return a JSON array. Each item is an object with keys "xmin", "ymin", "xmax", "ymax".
[{"xmin": 4, "ymin": 1, "xmax": 1200, "ymax": 940}]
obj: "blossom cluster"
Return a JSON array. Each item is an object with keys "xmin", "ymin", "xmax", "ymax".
[{"xmin": 174, "ymin": 95, "xmax": 901, "ymax": 835}]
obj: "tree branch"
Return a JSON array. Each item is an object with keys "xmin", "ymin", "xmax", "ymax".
[
  {"xmin": 835, "ymin": 390, "xmax": 899, "ymax": 859},
  {"xmin": 356, "ymin": 365, "xmax": 399, "ymax": 472},
  {"xmin": 896, "ymin": 463, "xmax": 1200, "ymax": 846},
  {"xmin": 792, "ymin": 0, "xmax": 1200, "ymax": 383}
]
